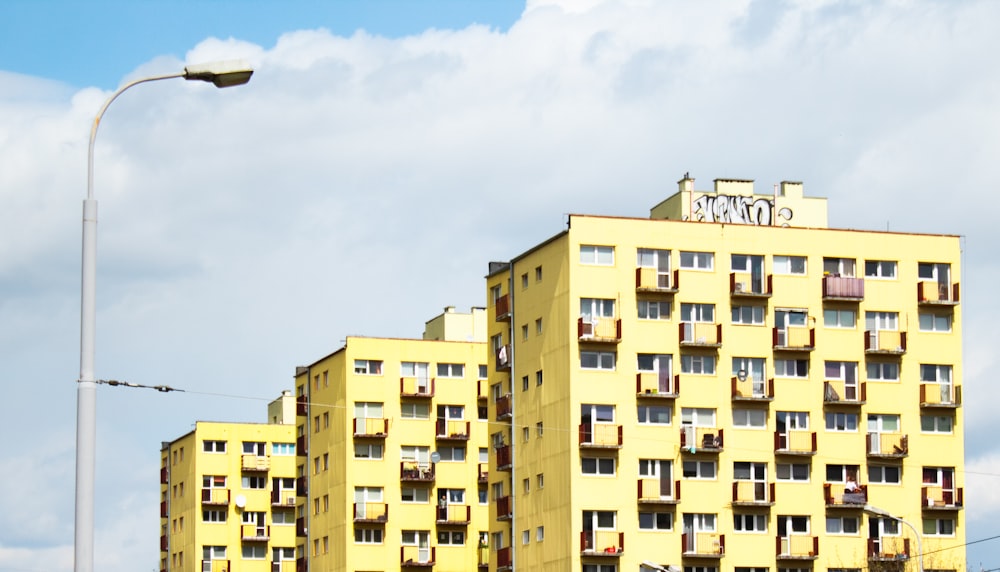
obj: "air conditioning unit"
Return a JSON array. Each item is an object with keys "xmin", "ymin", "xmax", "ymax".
[
  {"xmin": 286, "ymin": 496, "xmax": 296, "ymax": 505},
  {"xmin": 734, "ymin": 281, "xmax": 746, "ymax": 293}
]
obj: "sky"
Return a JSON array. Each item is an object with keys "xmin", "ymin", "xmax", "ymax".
[{"xmin": 1, "ymin": 0, "xmax": 999, "ymax": 570}]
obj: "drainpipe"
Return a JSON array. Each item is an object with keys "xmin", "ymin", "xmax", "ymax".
[{"xmin": 507, "ymin": 262, "xmax": 516, "ymax": 571}]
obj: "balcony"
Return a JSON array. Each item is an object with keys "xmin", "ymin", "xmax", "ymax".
[
  {"xmin": 776, "ymin": 536, "xmax": 818, "ymax": 560},
  {"xmin": 436, "ymin": 504, "xmax": 471, "ymax": 525},
  {"xmin": 581, "ymin": 530, "xmax": 624, "ymax": 556},
  {"xmin": 732, "ymin": 481, "xmax": 775, "ymax": 506},
  {"xmin": 731, "ymin": 272, "xmax": 772, "ymax": 298},
  {"xmin": 496, "ymin": 344, "xmax": 512, "ymax": 372},
  {"xmin": 731, "ymin": 377, "xmax": 774, "ymax": 402},
  {"xmin": 400, "ymin": 546, "xmax": 435, "ymax": 567},
  {"xmin": 271, "ymin": 489, "xmax": 297, "ymax": 507},
  {"xmin": 774, "ymin": 431, "xmax": 817, "ymax": 456},
  {"xmin": 679, "ymin": 322, "xmax": 722, "ymax": 347},
  {"xmin": 295, "ymin": 516, "xmax": 307, "ymax": 537},
  {"xmin": 354, "ymin": 502, "xmax": 388, "ymax": 523},
  {"xmin": 435, "ymin": 419, "xmax": 470, "ymax": 441},
  {"xmin": 823, "ymin": 483, "xmax": 868, "ymax": 507},
  {"xmin": 495, "ymin": 293, "xmax": 511, "ymax": 321},
  {"xmin": 823, "ymin": 381, "xmax": 866, "ymax": 405},
  {"xmin": 680, "ymin": 427, "xmax": 723, "ymax": 453},
  {"xmin": 296, "ymin": 556, "xmax": 306, "ymax": 572},
  {"xmin": 822, "ymin": 275, "xmax": 864, "ymax": 301},
  {"xmin": 400, "ymin": 462, "xmax": 435, "ymax": 482},
  {"xmin": 920, "ymin": 384, "xmax": 962, "ymax": 408},
  {"xmin": 922, "ymin": 486, "xmax": 963, "ymax": 510},
  {"xmin": 296, "ymin": 434, "xmax": 307, "ymax": 457},
  {"xmin": 296, "ymin": 395, "xmax": 307, "ymax": 416},
  {"xmin": 478, "ymin": 463, "xmax": 489, "ymax": 484},
  {"xmin": 241, "ymin": 454, "xmax": 271, "ymax": 472},
  {"xmin": 868, "ymin": 537, "xmax": 911, "ymax": 561},
  {"xmin": 241, "ymin": 524, "xmax": 270, "ymax": 541},
  {"xmin": 579, "ymin": 423, "xmax": 623, "ymax": 449},
  {"xmin": 201, "ymin": 560, "xmax": 229, "ymax": 572},
  {"xmin": 682, "ymin": 533, "xmax": 724, "ymax": 557},
  {"xmin": 865, "ymin": 330, "xmax": 906, "ymax": 355},
  {"xmin": 636, "ymin": 268, "xmax": 679, "ymax": 293},
  {"xmin": 400, "ymin": 377, "xmax": 434, "ymax": 398},
  {"xmin": 773, "ymin": 327, "xmax": 815, "ymax": 352},
  {"xmin": 202, "ymin": 488, "xmax": 231, "ymax": 506},
  {"xmin": 354, "ymin": 417, "xmax": 389, "ymax": 438},
  {"xmin": 477, "ymin": 378, "xmax": 489, "ymax": 401},
  {"xmin": 578, "ymin": 317, "xmax": 622, "ymax": 344},
  {"xmin": 496, "ymin": 445, "xmax": 512, "ymax": 471},
  {"xmin": 160, "ymin": 500, "xmax": 167, "ymax": 518},
  {"xmin": 272, "ymin": 561, "xmax": 296, "ymax": 572},
  {"xmin": 496, "ymin": 495, "xmax": 513, "ymax": 520},
  {"xmin": 918, "ymin": 281, "xmax": 959, "ymax": 305},
  {"xmin": 477, "ymin": 545, "xmax": 489, "ymax": 569},
  {"xmin": 867, "ymin": 433, "xmax": 908, "ymax": 458},
  {"xmin": 637, "ymin": 479, "xmax": 680, "ymax": 504},
  {"xmin": 160, "ymin": 534, "xmax": 168, "ymax": 552},
  {"xmin": 160, "ymin": 466, "xmax": 168, "ymax": 484},
  {"xmin": 636, "ymin": 372, "xmax": 678, "ymax": 398},
  {"xmin": 296, "ymin": 476, "xmax": 308, "ymax": 497},
  {"xmin": 496, "ymin": 547, "xmax": 512, "ymax": 571},
  {"xmin": 495, "ymin": 393, "xmax": 512, "ymax": 420}
]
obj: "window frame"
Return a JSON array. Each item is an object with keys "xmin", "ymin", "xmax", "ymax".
[
  {"xmin": 580, "ymin": 245, "xmax": 615, "ymax": 266},
  {"xmin": 680, "ymin": 251, "xmax": 714, "ymax": 270}
]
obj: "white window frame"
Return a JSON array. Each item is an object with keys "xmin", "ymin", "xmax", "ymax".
[
  {"xmin": 680, "ymin": 251, "xmax": 714, "ymax": 270},
  {"xmin": 354, "ymin": 527, "xmax": 384, "ymax": 544},
  {"xmin": 638, "ymin": 405, "xmax": 672, "ymax": 425},
  {"xmin": 733, "ymin": 513, "xmax": 767, "ymax": 533},
  {"xmin": 824, "ymin": 308, "xmax": 857, "ymax": 328},
  {"xmin": 681, "ymin": 303, "xmax": 715, "ymax": 323},
  {"xmin": 681, "ymin": 407, "xmax": 716, "ymax": 428},
  {"xmin": 681, "ymin": 354, "xmax": 716, "ymax": 375},
  {"xmin": 682, "ymin": 460, "xmax": 716, "ymax": 480},
  {"xmin": 581, "ymin": 457, "xmax": 616, "ymax": 476},
  {"xmin": 776, "ymin": 463, "xmax": 810, "ymax": 482},
  {"xmin": 436, "ymin": 363, "xmax": 465, "ymax": 378},
  {"xmin": 732, "ymin": 408, "xmax": 767, "ymax": 428},
  {"xmin": 773, "ymin": 255, "xmax": 807, "ymax": 275},
  {"xmin": 580, "ymin": 245, "xmax": 615, "ymax": 266},
  {"xmin": 637, "ymin": 298, "xmax": 671, "ymax": 320},
  {"xmin": 203, "ymin": 440, "xmax": 226, "ymax": 453},
  {"xmin": 823, "ymin": 257, "xmax": 856, "ymax": 277},
  {"xmin": 401, "ymin": 487, "xmax": 429, "ymax": 503},
  {"xmin": 825, "ymin": 412, "xmax": 859, "ymax": 432},
  {"xmin": 353, "ymin": 443, "xmax": 383, "ymax": 460},
  {"xmin": 864, "ymin": 260, "xmax": 897, "ymax": 279},
  {"xmin": 919, "ymin": 312, "xmax": 952, "ymax": 333},
  {"xmin": 354, "ymin": 359, "xmax": 383, "ymax": 375},
  {"xmin": 826, "ymin": 516, "xmax": 860, "ymax": 535},
  {"xmin": 775, "ymin": 358, "xmax": 808, "ymax": 378},
  {"xmin": 868, "ymin": 464, "xmax": 901, "ymax": 484},
  {"xmin": 581, "ymin": 351, "xmax": 616, "ymax": 371},
  {"xmin": 922, "ymin": 518, "xmax": 955, "ymax": 537},
  {"xmin": 732, "ymin": 305, "xmax": 765, "ymax": 325},
  {"xmin": 401, "ymin": 402, "xmax": 430, "ymax": 419},
  {"xmin": 639, "ymin": 511, "xmax": 674, "ymax": 531},
  {"xmin": 920, "ymin": 414, "xmax": 953, "ymax": 434},
  {"xmin": 866, "ymin": 361, "xmax": 899, "ymax": 382}
]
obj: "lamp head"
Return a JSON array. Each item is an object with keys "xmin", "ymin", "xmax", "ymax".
[{"xmin": 183, "ymin": 60, "xmax": 254, "ymax": 88}]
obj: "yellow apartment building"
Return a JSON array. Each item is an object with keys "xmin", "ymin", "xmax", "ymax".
[
  {"xmin": 160, "ymin": 392, "xmax": 298, "ymax": 572},
  {"xmin": 295, "ymin": 306, "xmax": 490, "ymax": 572},
  {"xmin": 484, "ymin": 177, "xmax": 965, "ymax": 572}
]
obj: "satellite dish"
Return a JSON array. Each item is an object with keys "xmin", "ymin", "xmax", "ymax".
[
  {"xmin": 234, "ymin": 495, "xmax": 247, "ymax": 508},
  {"xmin": 430, "ymin": 452, "xmax": 441, "ymax": 464}
]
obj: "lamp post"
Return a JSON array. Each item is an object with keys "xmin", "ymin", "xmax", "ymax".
[
  {"xmin": 76, "ymin": 60, "xmax": 252, "ymax": 572},
  {"xmin": 863, "ymin": 504, "xmax": 924, "ymax": 572}
]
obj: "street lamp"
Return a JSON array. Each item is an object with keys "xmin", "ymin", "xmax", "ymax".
[
  {"xmin": 864, "ymin": 504, "xmax": 924, "ymax": 572},
  {"xmin": 76, "ymin": 60, "xmax": 253, "ymax": 572}
]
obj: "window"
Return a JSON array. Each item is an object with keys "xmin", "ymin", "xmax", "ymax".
[
  {"xmin": 825, "ymin": 412, "xmax": 858, "ymax": 432},
  {"xmin": 681, "ymin": 303, "xmax": 715, "ymax": 322},
  {"xmin": 732, "ymin": 408, "xmax": 766, "ymax": 428},
  {"xmin": 536, "ymin": 422, "xmax": 544, "ymax": 436},
  {"xmin": 203, "ymin": 440, "xmax": 226, "ymax": 453},
  {"xmin": 580, "ymin": 245, "xmax": 615, "ymax": 265},
  {"xmin": 639, "ymin": 512, "xmax": 673, "ymax": 530},
  {"xmin": 823, "ymin": 257, "xmax": 856, "ymax": 277},
  {"xmin": 921, "ymin": 414, "xmax": 953, "ymax": 433},
  {"xmin": 921, "ymin": 364, "xmax": 953, "ymax": 384},
  {"xmin": 537, "ymin": 473, "xmax": 544, "ymax": 488},
  {"xmin": 535, "ymin": 266, "xmax": 542, "ymax": 282},
  {"xmin": 401, "ymin": 402, "xmax": 430, "ymax": 419},
  {"xmin": 490, "ymin": 284, "xmax": 502, "ymax": 304},
  {"xmin": 638, "ymin": 405, "xmax": 671, "ymax": 425},
  {"xmin": 919, "ymin": 312, "xmax": 952, "ymax": 332},
  {"xmin": 272, "ymin": 442, "xmax": 295, "ymax": 456},
  {"xmin": 681, "ymin": 408, "xmax": 716, "ymax": 427},
  {"xmin": 775, "ymin": 359, "xmax": 808, "ymax": 378},
  {"xmin": 521, "ymin": 273, "xmax": 528, "ymax": 289},
  {"xmin": 271, "ymin": 509, "xmax": 294, "ymax": 524},
  {"xmin": 681, "ymin": 354, "xmax": 716, "ymax": 375},
  {"xmin": 680, "ymin": 251, "xmax": 713, "ymax": 270},
  {"xmin": 203, "ymin": 475, "xmax": 226, "ymax": 489},
  {"xmin": 437, "ymin": 363, "xmax": 465, "ymax": 378},
  {"xmin": 354, "ymin": 360, "xmax": 383, "ymax": 375},
  {"xmin": 522, "ymin": 478, "xmax": 530, "ymax": 493},
  {"xmin": 322, "ymin": 412, "xmax": 329, "ymax": 428},
  {"xmin": 522, "ymin": 426, "xmax": 529, "ymax": 441},
  {"xmin": 536, "ymin": 318, "xmax": 543, "ymax": 335},
  {"xmin": 439, "ymin": 530, "xmax": 465, "ymax": 545},
  {"xmin": 776, "ymin": 463, "xmax": 809, "ymax": 482},
  {"xmin": 583, "ymin": 565, "xmax": 618, "ymax": 572},
  {"xmin": 867, "ymin": 361, "xmax": 899, "ymax": 382},
  {"xmin": 825, "ymin": 464, "xmax": 860, "ymax": 484},
  {"xmin": 242, "ymin": 476, "xmax": 266, "ymax": 489},
  {"xmin": 437, "ymin": 446, "xmax": 465, "ymax": 462},
  {"xmin": 536, "ymin": 526, "xmax": 545, "ymax": 541},
  {"xmin": 638, "ymin": 353, "xmax": 672, "ymax": 373},
  {"xmin": 478, "ymin": 364, "xmax": 488, "ymax": 379},
  {"xmin": 733, "ymin": 514, "xmax": 767, "ymax": 532},
  {"xmin": 923, "ymin": 518, "xmax": 955, "ymax": 536},
  {"xmin": 242, "ymin": 442, "xmax": 265, "ymax": 456},
  {"xmin": 774, "ymin": 255, "xmax": 807, "ymax": 275},
  {"xmin": 865, "ymin": 260, "xmax": 897, "ymax": 279},
  {"xmin": 203, "ymin": 509, "xmax": 226, "ymax": 523},
  {"xmin": 637, "ymin": 299, "xmax": 671, "ymax": 320},
  {"xmin": 825, "ymin": 361, "xmax": 858, "ymax": 382},
  {"xmin": 866, "ymin": 311, "xmax": 898, "ymax": 332},
  {"xmin": 581, "ymin": 351, "xmax": 616, "ymax": 370},
  {"xmin": 401, "ymin": 361, "xmax": 430, "ymax": 378},
  {"xmin": 826, "ymin": 516, "xmax": 860, "ymax": 534},
  {"xmin": 581, "ymin": 298, "xmax": 615, "ymax": 321},
  {"xmin": 355, "ymin": 527, "xmax": 383, "ymax": 544},
  {"xmin": 354, "ymin": 443, "xmax": 383, "ymax": 459},
  {"xmin": 536, "ymin": 370, "xmax": 543, "ymax": 386},
  {"xmin": 401, "ymin": 488, "xmax": 429, "ymax": 503},
  {"xmin": 824, "ymin": 308, "xmax": 856, "ymax": 328},
  {"xmin": 521, "ymin": 324, "xmax": 529, "ymax": 340},
  {"xmin": 868, "ymin": 465, "xmax": 901, "ymax": 484},
  {"xmin": 682, "ymin": 460, "xmax": 716, "ymax": 479},
  {"xmin": 732, "ymin": 305, "xmax": 765, "ymax": 325},
  {"xmin": 242, "ymin": 545, "xmax": 266, "ymax": 559},
  {"xmin": 777, "ymin": 411, "xmax": 809, "ymax": 430},
  {"xmin": 581, "ymin": 457, "xmax": 616, "ymax": 476},
  {"xmin": 522, "ymin": 376, "xmax": 529, "ymax": 391}
]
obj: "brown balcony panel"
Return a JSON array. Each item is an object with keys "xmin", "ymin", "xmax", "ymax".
[
  {"xmin": 496, "ymin": 547, "xmax": 512, "ymax": 570},
  {"xmin": 160, "ymin": 466, "xmax": 168, "ymax": 484},
  {"xmin": 774, "ymin": 431, "xmax": 817, "ymax": 456},
  {"xmin": 578, "ymin": 317, "xmax": 622, "ymax": 343},
  {"xmin": 495, "ymin": 294, "xmax": 511, "ymax": 321},
  {"xmin": 296, "ymin": 397, "xmax": 307, "ymax": 416},
  {"xmin": 732, "ymin": 481, "xmax": 775, "ymax": 506},
  {"xmin": 775, "ymin": 535, "xmax": 818, "ymax": 559},
  {"xmin": 478, "ymin": 463, "xmax": 489, "ymax": 483},
  {"xmin": 681, "ymin": 532, "xmax": 724, "ymax": 557},
  {"xmin": 496, "ymin": 445, "xmax": 512, "ymax": 471},
  {"xmin": 919, "ymin": 384, "xmax": 962, "ymax": 408},
  {"xmin": 495, "ymin": 394, "xmax": 513, "ymax": 420},
  {"xmin": 160, "ymin": 534, "xmax": 168, "ymax": 552},
  {"xmin": 400, "ymin": 546, "xmax": 436, "ymax": 567},
  {"xmin": 296, "ymin": 435, "xmax": 307, "ymax": 457},
  {"xmin": 160, "ymin": 500, "xmax": 168, "ymax": 518},
  {"xmin": 296, "ymin": 516, "xmax": 307, "ymax": 537},
  {"xmin": 495, "ymin": 344, "xmax": 512, "ymax": 371},
  {"xmin": 922, "ymin": 486, "xmax": 963, "ymax": 510},
  {"xmin": 636, "ymin": 372, "xmax": 679, "ymax": 398},
  {"xmin": 399, "ymin": 462, "xmax": 436, "ymax": 482},
  {"xmin": 868, "ymin": 538, "xmax": 911, "ymax": 561},
  {"xmin": 296, "ymin": 476, "xmax": 308, "ymax": 497},
  {"xmin": 436, "ymin": 420, "xmax": 471, "ymax": 441},
  {"xmin": 864, "ymin": 331, "xmax": 907, "ymax": 355},
  {"xmin": 496, "ymin": 495, "xmax": 513, "ymax": 521},
  {"xmin": 579, "ymin": 423, "xmax": 624, "ymax": 448},
  {"xmin": 731, "ymin": 272, "xmax": 773, "ymax": 297},
  {"xmin": 731, "ymin": 377, "xmax": 774, "ymax": 401},
  {"xmin": 580, "ymin": 531, "xmax": 624, "ymax": 556},
  {"xmin": 867, "ymin": 433, "xmax": 908, "ymax": 458},
  {"xmin": 823, "ymin": 381, "xmax": 866, "ymax": 405},
  {"xmin": 823, "ymin": 483, "xmax": 868, "ymax": 507},
  {"xmin": 822, "ymin": 275, "xmax": 864, "ymax": 300},
  {"xmin": 917, "ymin": 281, "xmax": 960, "ymax": 305}
]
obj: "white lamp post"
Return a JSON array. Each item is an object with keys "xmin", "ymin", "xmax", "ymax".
[
  {"xmin": 76, "ymin": 60, "xmax": 253, "ymax": 572},
  {"xmin": 864, "ymin": 504, "xmax": 924, "ymax": 572}
]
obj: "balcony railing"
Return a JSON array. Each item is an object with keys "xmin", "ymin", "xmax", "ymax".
[
  {"xmin": 201, "ymin": 559, "xmax": 229, "ymax": 572},
  {"xmin": 400, "ymin": 377, "xmax": 434, "ymax": 398},
  {"xmin": 296, "ymin": 434, "xmax": 307, "ymax": 457},
  {"xmin": 731, "ymin": 272, "xmax": 772, "ymax": 297},
  {"xmin": 682, "ymin": 532, "xmax": 724, "ymax": 557},
  {"xmin": 920, "ymin": 384, "xmax": 962, "ymax": 408},
  {"xmin": 241, "ymin": 524, "xmax": 270, "ymax": 541},
  {"xmin": 296, "ymin": 476, "xmax": 308, "ymax": 497},
  {"xmin": 354, "ymin": 502, "xmax": 388, "ymax": 523},
  {"xmin": 477, "ymin": 545, "xmax": 489, "ymax": 568},
  {"xmin": 865, "ymin": 330, "xmax": 906, "ymax": 354},
  {"xmin": 636, "ymin": 372, "xmax": 678, "ymax": 398},
  {"xmin": 636, "ymin": 268, "xmax": 679, "ymax": 293},
  {"xmin": 295, "ymin": 516, "xmax": 307, "ymax": 537},
  {"xmin": 478, "ymin": 462, "xmax": 489, "ymax": 483},
  {"xmin": 581, "ymin": 530, "xmax": 624, "ymax": 555},
  {"xmin": 495, "ymin": 293, "xmax": 511, "ymax": 321},
  {"xmin": 400, "ymin": 546, "xmax": 435, "ymax": 567},
  {"xmin": 271, "ymin": 489, "xmax": 297, "ymax": 507},
  {"xmin": 160, "ymin": 500, "xmax": 167, "ymax": 518},
  {"xmin": 201, "ymin": 488, "xmax": 230, "ymax": 505},
  {"xmin": 776, "ymin": 535, "xmax": 818, "ymax": 559},
  {"xmin": 867, "ymin": 433, "xmax": 908, "ymax": 458},
  {"xmin": 824, "ymin": 381, "xmax": 866, "ymax": 405},
  {"xmin": 400, "ymin": 462, "xmax": 435, "ymax": 482},
  {"xmin": 496, "ymin": 495, "xmax": 513, "ymax": 520},
  {"xmin": 679, "ymin": 322, "xmax": 722, "ymax": 347},
  {"xmin": 241, "ymin": 454, "xmax": 271, "ymax": 472},
  {"xmin": 579, "ymin": 423, "xmax": 623, "ymax": 448},
  {"xmin": 435, "ymin": 419, "xmax": 470, "ymax": 441},
  {"xmin": 271, "ymin": 561, "xmax": 296, "ymax": 572},
  {"xmin": 160, "ymin": 534, "xmax": 168, "ymax": 552},
  {"xmin": 731, "ymin": 377, "xmax": 774, "ymax": 401},
  {"xmin": 495, "ymin": 394, "xmax": 512, "ymax": 420},
  {"xmin": 354, "ymin": 417, "xmax": 389, "ymax": 438},
  {"xmin": 680, "ymin": 427, "xmax": 723, "ymax": 453},
  {"xmin": 732, "ymin": 481, "xmax": 775, "ymax": 506},
  {"xmin": 477, "ymin": 378, "xmax": 489, "ymax": 401},
  {"xmin": 578, "ymin": 317, "xmax": 622, "ymax": 343},
  {"xmin": 774, "ymin": 431, "xmax": 817, "ymax": 455},
  {"xmin": 868, "ymin": 537, "xmax": 911, "ymax": 561},
  {"xmin": 922, "ymin": 486, "xmax": 963, "ymax": 509},
  {"xmin": 496, "ymin": 547, "xmax": 512, "ymax": 570},
  {"xmin": 822, "ymin": 275, "xmax": 864, "ymax": 301},
  {"xmin": 773, "ymin": 327, "xmax": 815, "ymax": 351},
  {"xmin": 496, "ymin": 445, "xmax": 512, "ymax": 471},
  {"xmin": 160, "ymin": 466, "xmax": 168, "ymax": 484},
  {"xmin": 296, "ymin": 395, "xmax": 307, "ymax": 416},
  {"xmin": 918, "ymin": 281, "xmax": 959, "ymax": 305},
  {"xmin": 296, "ymin": 556, "xmax": 306, "ymax": 572},
  {"xmin": 823, "ymin": 483, "xmax": 868, "ymax": 507},
  {"xmin": 436, "ymin": 504, "xmax": 471, "ymax": 524},
  {"xmin": 637, "ymin": 479, "xmax": 680, "ymax": 504},
  {"xmin": 496, "ymin": 344, "xmax": 511, "ymax": 371}
]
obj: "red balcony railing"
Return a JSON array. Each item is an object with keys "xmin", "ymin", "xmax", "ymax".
[
  {"xmin": 636, "ymin": 267, "xmax": 679, "ymax": 292},
  {"xmin": 578, "ymin": 317, "xmax": 622, "ymax": 343},
  {"xmin": 496, "ymin": 344, "xmax": 511, "ymax": 371},
  {"xmin": 436, "ymin": 504, "xmax": 470, "ymax": 524},
  {"xmin": 774, "ymin": 431, "xmax": 817, "ymax": 455},
  {"xmin": 160, "ymin": 466, "xmax": 168, "ymax": 484},
  {"xmin": 495, "ymin": 394, "xmax": 512, "ymax": 420},
  {"xmin": 354, "ymin": 417, "xmax": 389, "ymax": 438},
  {"xmin": 296, "ymin": 434, "xmax": 307, "ymax": 457},
  {"xmin": 496, "ymin": 547, "xmax": 512, "ymax": 570},
  {"xmin": 400, "ymin": 462, "xmax": 435, "ymax": 482},
  {"xmin": 637, "ymin": 479, "xmax": 680, "ymax": 503},
  {"xmin": 865, "ymin": 330, "xmax": 906, "ymax": 354},
  {"xmin": 296, "ymin": 476, "xmax": 308, "ymax": 497},
  {"xmin": 922, "ymin": 486, "xmax": 963, "ymax": 509},
  {"xmin": 495, "ymin": 293, "xmax": 511, "ymax": 320},
  {"xmin": 822, "ymin": 275, "xmax": 864, "ymax": 300},
  {"xmin": 732, "ymin": 481, "xmax": 775, "ymax": 505},
  {"xmin": 496, "ymin": 495, "xmax": 512, "ymax": 520},
  {"xmin": 636, "ymin": 372, "xmax": 677, "ymax": 397}
]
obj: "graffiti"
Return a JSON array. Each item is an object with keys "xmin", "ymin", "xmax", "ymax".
[{"xmin": 689, "ymin": 194, "xmax": 794, "ymax": 226}]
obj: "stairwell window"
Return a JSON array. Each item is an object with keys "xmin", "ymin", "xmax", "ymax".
[{"xmin": 580, "ymin": 245, "xmax": 615, "ymax": 266}]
